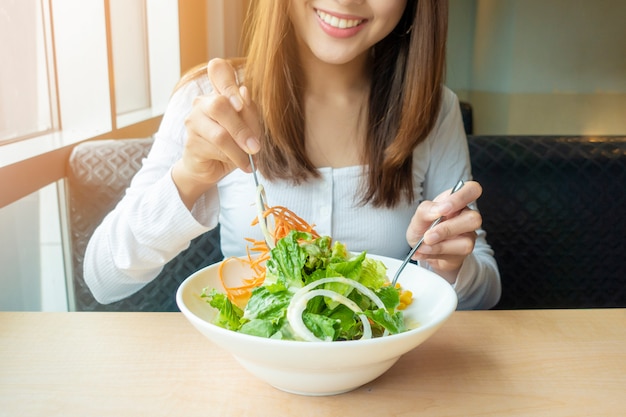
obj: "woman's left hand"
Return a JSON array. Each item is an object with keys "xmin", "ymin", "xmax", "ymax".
[{"xmin": 406, "ymin": 180, "xmax": 483, "ymax": 283}]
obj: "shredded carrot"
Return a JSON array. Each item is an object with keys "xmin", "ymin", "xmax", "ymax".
[
  {"xmin": 251, "ymin": 205, "xmax": 320, "ymax": 242},
  {"xmin": 219, "ymin": 205, "xmax": 319, "ymax": 306}
]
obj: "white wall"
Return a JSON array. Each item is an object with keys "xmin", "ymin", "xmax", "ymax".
[
  {"xmin": 447, "ymin": 0, "xmax": 626, "ymax": 135},
  {"xmin": 0, "ymin": 183, "xmax": 67, "ymax": 311},
  {"xmin": 0, "ymin": 193, "xmax": 42, "ymax": 310}
]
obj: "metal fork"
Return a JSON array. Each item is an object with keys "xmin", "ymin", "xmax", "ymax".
[
  {"xmin": 249, "ymin": 154, "xmax": 274, "ymax": 248},
  {"xmin": 391, "ymin": 179, "xmax": 465, "ymax": 286},
  {"xmin": 248, "ymin": 154, "xmax": 266, "ymax": 210}
]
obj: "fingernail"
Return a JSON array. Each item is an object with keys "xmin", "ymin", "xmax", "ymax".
[
  {"xmin": 246, "ymin": 137, "xmax": 260, "ymax": 153},
  {"xmin": 239, "ymin": 86, "xmax": 251, "ymax": 106},
  {"xmin": 230, "ymin": 95, "xmax": 243, "ymax": 111}
]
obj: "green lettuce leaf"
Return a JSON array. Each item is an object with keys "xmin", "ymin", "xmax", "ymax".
[
  {"xmin": 359, "ymin": 258, "xmax": 388, "ymax": 290},
  {"xmin": 328, "ymin": 305, "xmax": 360, "ymax": 340},
  {"xmin": 239, "ymin": 319, "xmax": 277, "ymax": 338},
  {"xmin": 301, "ymin": 235, "xmax": 333, "ymax": 273},
  {"xmin": 243, "ymin": 286, "xmax": 292, "ymax": 322},
  {"xmin": 200, "ymin": 289, "xmax": 243, "ymax": 331},
  {"xmin": 364, "ymin": 308, "xmax": 406, "ymax": 335},
  {"xmin": 376, "ymin": 285, "xmax": 402, "ymax": 310},
  {"xmin": 302, "ymin": 312, "xmax": 337, "ymax": 341},
  {"xmin": 265, "ymin": 231, "xmax": 309, "ymax": 289},
  {"xmin": 323, "ymin": 251, "xmax": 366, "ymax": 309}
]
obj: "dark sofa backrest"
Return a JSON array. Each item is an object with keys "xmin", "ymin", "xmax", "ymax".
[
  {"xmin": 68, "ymin": 136, "xmax": 626, "ymax": 311},
  {"xmin": 468, "ymin": 135, "xmax": 626, "ymax": 309}
]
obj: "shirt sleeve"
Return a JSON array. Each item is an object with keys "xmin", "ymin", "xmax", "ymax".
[
  {"xmin": 420, "ymin": 87, "xmax": 502, "ymax": 310},
  {"xmin": 83, "ymin": 78, "xmax": 221, "ymax": 304}
]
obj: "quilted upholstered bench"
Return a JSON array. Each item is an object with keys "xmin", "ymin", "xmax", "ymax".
[
  {"xmin": 66, "ymin": 135, "xmax": 626, "ymax": 311},
  {"xmin": 66, "ymin": 138, "xmax": 223, "ymax": 311}
]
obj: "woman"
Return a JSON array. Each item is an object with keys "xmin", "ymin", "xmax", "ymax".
[{"xmin": 85, "ymin": 0, "xmax": 501, "ymax": 309}]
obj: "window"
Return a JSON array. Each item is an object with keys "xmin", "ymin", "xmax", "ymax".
[
  {"xmin": 0, "ymin": 0, "xmax": 249, "ymax": 312},
  {"xmin": 0, "ymin": 0, "xmax": 181, "ymax": 311},
  {"xmin": 110, "ymin": 0, "xmax": 151, "ymax": 119},
  {"xmin": 111, "ymin": 0, "xmax": 181, "ymax": 128},
  {"xmin": 0, "ymin": 0, "xmax": 56, "ymax": 144},
  {"xmin": 0, "ymin": 0, "xmax": 180, "ymax": 165}
]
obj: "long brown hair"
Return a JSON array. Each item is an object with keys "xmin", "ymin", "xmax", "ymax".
[{"xmin": 246, "ymin": 0, "xmax": 448, "ymax": 208}]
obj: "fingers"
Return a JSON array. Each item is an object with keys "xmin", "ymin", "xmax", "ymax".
[
  {"xmin": 207, "ymin": 58, "xmax": 245, "ymax": 111},
  {"xmin": 407, "ymin": 181, "xmax": 482, "ymax": 244},
  {"xmin": 175, "ymin": 59, "xmax": 262, "ymax": 209},
  {"xmin": 420, "ymin": 228, "xmax": 478, "ymax": 254},
  {"xmin": 206, "ymin": 58, "xmax": 262, "ymax": 155},
  {"xmin": 405, "ymin": 181, "xmax": 484, "ymax": 280},
  {"xmin": 429, "ymin": 181, "xmax": 482, "ymax": 218},
  {"xmin": 423, "ymin": 206, "xmax": 482, "ymax": 246},
  {"xmin": 185, "ymin": 95, "xmax": 251, "ymax": 172},
  {"xmin": 411, "ymin": 231, "xmax": 477, "ymax": 281},
  {"xmin": 412, "ymin": 207, "xmax": 480, "ymax": 260},
  {"xmin": 183, "ymin": 57, "xmax": 263, "ymax": 177},
  {"xmin": 238, "ymin": 86, "xmax": 262, "ymax": 153},
  {"xmin": 202, "ymin": 91, "xmax": 259, "ymax": 148}
]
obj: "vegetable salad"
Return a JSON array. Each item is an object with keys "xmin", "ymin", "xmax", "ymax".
[{"xmin": 201, "ymin": 230, "xmax": 409, "ymax": 342}]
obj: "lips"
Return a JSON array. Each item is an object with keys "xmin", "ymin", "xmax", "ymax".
[
  {"xmin": 314, "ymin": 9, "xmax": 367, "ymax": 38},
  {"xmin": 315, "ymin": 10, "xmax": 364, "ymax": 29}
]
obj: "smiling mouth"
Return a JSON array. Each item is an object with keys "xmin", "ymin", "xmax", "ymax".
[{"xmin": 315, "ymin": 10, "xmax": 364, "ymax": 29}]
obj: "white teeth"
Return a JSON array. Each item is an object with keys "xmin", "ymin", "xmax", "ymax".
[{"xmin": 317, "ymin": 10, "xmax": 363, "ymax": 29}]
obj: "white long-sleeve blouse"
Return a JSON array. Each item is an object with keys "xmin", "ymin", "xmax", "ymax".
[{"xmin": 84, "ymin": 74, "xmax": 501, "ymax": 310}]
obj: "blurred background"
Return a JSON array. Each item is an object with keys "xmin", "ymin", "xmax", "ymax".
[
  {"xmin": 1, "ymin": 0, "xmax": 624, "ymax": 311},
  {"xmin": 447, "ymin": 0, "xmax": 625, "ymax": 135}
]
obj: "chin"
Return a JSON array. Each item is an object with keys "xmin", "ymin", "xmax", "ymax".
[{"xmin": 309, "ymin": 45, "xmax": 368, "ymax": 66}]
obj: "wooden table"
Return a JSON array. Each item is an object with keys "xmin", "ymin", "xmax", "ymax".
[{"xmin": 1, "ymin": 309, "xmax": 624, "ymax": 417}]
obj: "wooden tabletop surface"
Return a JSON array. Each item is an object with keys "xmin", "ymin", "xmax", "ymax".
[{"xmin": 1, "ymin": 309, "xmax": 624, "ymax": 417}]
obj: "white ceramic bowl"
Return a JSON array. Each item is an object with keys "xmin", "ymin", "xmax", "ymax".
[{"xmin": 176, "ymin": 254, "xmax": 457, "ymax": 396}]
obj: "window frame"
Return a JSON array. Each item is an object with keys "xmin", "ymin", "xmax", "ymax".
[{"xmin": 0, "ymin": 0, "xmax": 181, "ymax": 209}]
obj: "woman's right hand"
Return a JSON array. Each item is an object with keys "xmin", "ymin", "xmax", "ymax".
[{"xmin": 172, "ymin": 58, "xmax": 262, "ymax": 210}]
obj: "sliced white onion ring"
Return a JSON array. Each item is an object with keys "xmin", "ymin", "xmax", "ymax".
[
  {"xmin": 287, "ymin": 289, "xmax": 371, "ymax": 342},
  {"xmin": 286, "ymin": 277, "xmax": 386, "ymax": 342},
  {"xmin": 296, "ymin": 277, "xmax": 386, "ymax": 309}
]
